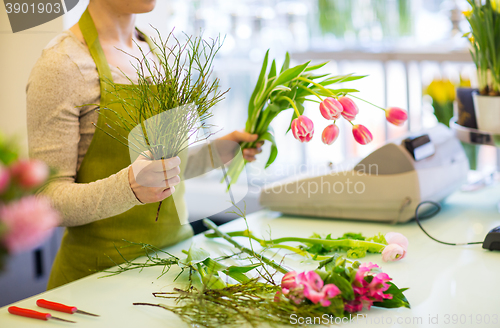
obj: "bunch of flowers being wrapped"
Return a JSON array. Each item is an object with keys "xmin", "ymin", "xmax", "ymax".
[{"xmin": 0, "ymin": 136, "xmax": 59, "ymax": 270}]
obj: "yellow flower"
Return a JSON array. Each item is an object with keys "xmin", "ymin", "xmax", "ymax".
[
  {"xmin": 492, "ymin": 0, "xmax": 500, "ymax": 13},
  {"xmin": 424, "ymin": 79, "xmax": 456, "ymax": 104},
  {"xmin": 463, "ymin": 10, "xmax": 473, "ymax": 18}
]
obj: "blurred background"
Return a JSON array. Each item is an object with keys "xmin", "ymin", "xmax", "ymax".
[{"xmin": 1, "ymin": 0, "xmax": 497, "ymax": 306}]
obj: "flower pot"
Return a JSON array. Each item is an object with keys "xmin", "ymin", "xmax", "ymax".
[
  {"xmin": 456, "ymin": 88, "xmax": 478, "ymax": 129},
  {"xmin": 472, "ymin": 93, "xmax": 500, "ymax": 134}
]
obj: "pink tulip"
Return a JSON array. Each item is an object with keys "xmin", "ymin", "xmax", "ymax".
[
  {"xmin": 0, "ymin": 164, "xmax": 10, "ymax": 194},
  {"xmin": 385, "ymin": 232, "xmax": 409, "ymax": 250},
  {"xmin": 319, "ymin": 97, "xmax": 343, "ymax": 120},
  {"xmin": 10, "ymin": 159, "xmax": 49, "ymax": 189},
  {"xmin": 291, "ymin": 115, "xmax": 314, "ymax": 143},
  {"xmin": 321, "ymin": 124, "xmax": 340, "ymax": 145},
  {"xmin": 338, "ymin": 97, "xmax": 359, "ymax": 121},
  {"xmin": 382, "ymin": 244, "xmax": 406, "ymax": 262},
  {"xmin": 0, "ymin": 196, "xmax": 59, "ymax": 254},
  {"xmin": 281, "ymin": 271, "xmax": 298, "ymax": 290},
  {"xmin": 352, "ymin": 124, "xmax": 373, "ymax": 145},
  {"xmin": 385, "ymin": 107, "xmax": 408, "ymax": 126}
]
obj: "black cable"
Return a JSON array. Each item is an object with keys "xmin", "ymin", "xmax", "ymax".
[{"xmin": 414, "ymin": 201, "xmax": 483, "ymax": 246}]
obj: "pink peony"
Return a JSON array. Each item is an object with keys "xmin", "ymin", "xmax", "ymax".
[
  {"xmin": 345, "ymin": 262, "xmax": 393, "ymax": 313},
  {"xmin": 0, "ymin": 196, "xmax": 59, "ymax": 253},
  {"xmin": 10, "ymin": 159, "xmax": 49, "ymax": 189},
  {"xmin": 0, "ymin": 164, "xmax": 10, "ymax": 194},
  {"xmin": 385, "ymin": 232, "xmax": 409, "ymax": 250},
  {"xmin": 382, "ymin": 244, "xmax": 406, "ymax": 262},
  {"xmin": 291, "ymin": 115, "xmax": 314, "ymax": 143},
  {"xmin": 296, "ymin": 271, "xmax": 341, "ymax": 307}
]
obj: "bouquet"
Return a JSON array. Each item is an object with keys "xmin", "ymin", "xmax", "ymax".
[
  {"xmin": 0, "ymin": 135, "xmax": 59, "ymax": 270},
  {"xmin": 225, "ymin": 50, "xmax": 408, "ymax": 187},
  {"xmin": 95, "ymin": 31, "xmax": 228, "ymax": 220}
]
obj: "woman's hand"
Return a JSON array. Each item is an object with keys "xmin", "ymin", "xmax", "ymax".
[
  {"xmin": 218, "ymin": 130, "xmax": 264, "ymax": 162},
  {"xmin": 128, "ymin": 155, "xmax": 181, "ymax": 204}
]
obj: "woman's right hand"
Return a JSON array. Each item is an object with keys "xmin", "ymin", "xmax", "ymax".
[{"xmin": 128, "ymin": 155, "xmax": 181, "ymax": 204}]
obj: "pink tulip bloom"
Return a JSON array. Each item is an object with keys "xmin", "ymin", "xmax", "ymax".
[
  {"xmin": 319, "ymin": 97, "xmax": 343, "ymax": 120},
  {"xmin": 385, "ymin": 107, "xmax": 408, "ymax": 126},
  {"xmin": 321, "ymin": 124, "xmax": 340, "ymax": 145},
  {"xmin": 10, "ymin": 159, "xmax": 49, "ymax": 189},
  {"xmin": 338, "ymin": 97, "xmax": 359, "ymax": 121},
  {"xmin": 385, "ymin": 232, "xmax": 409, "ymax": 250},
  {"xmin": 0, "ymin": 164, "xmax": 10, "ymax": 194},
  {"xmin": 352, "ymin": 124, "xmax": 373, "ymax": 145},
  {"xmin": 0, "ymin": 196, "xmax": 59, "ymax": 253},
  {"xmin": 291, "ymin": 115, "xmax": 314, "ymax": 143},
  {"xmin": 281, "ymin": 271, "xmax": 298, "ymax": 290},
  {"xmin": 382, "ymin": 244, "xmax": 406, "ymax": 262}
]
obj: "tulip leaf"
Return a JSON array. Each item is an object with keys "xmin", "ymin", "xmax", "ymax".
[
  {"xmin": 273, "ymin": 61, "xmax": 310, "ymax": 88},
  {"xmin": 248, "ymin": 50, "xmax": 269, "ymax": 119},
  {"xmin": 320, "ymin": 74, "xmax": 367, "ymax": 86},
  {"xmin": 268, "ymin": 59, "xmax": 277, "ymax": 80},
  {"xmin": 271, "ymin": 85, "xmax": 292, "ymax": 93},
  {"xmin": 258, "ymin": 131, "xmax": 278, "ymax": 168},
  {"xmin": 305, "ymin": 61, "xmax": 329, "ymax": 71},
  {"xmin": 280, "ymin": 52, "xmax": 290, "ymax": 73}
]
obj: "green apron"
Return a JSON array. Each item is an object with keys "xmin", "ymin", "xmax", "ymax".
[{"xmin": 47, "ymin": 9, "xmax": 193, "ymax": 290}]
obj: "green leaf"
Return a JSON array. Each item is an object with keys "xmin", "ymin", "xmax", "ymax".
[
  {"xmin": 258, "ymin": 131, "xmax": 278, "ymax": 168},
  {"xmin": 268, "ymin": 59, "xmax": 277, "ymax": 80},
  {"xmin": 202, "ymin": 274, "xmax": 226, "ymax": 289},
  {"xmin": 280, "ymin": 52, "xmax": 290, "ymax": 73},
  {"xmin": 202, "ymin": 258, "xmax": 228, "ymax": 273},
  {"xmin": 223, "ymin": 264, "xmax": 261, "ymax": 283},
  {"xmin": 182, "ymin": 246, "xmax": 210, "ymax": 266},
  {"xmin": 325, "ymin": 272, "xmax": 355, "ymax": 301},
  {"xmin": 248, "ymin": 50, "xmax": 269, "ymax": 121},
  {"xmin": 327, "ymin": 297, "xmax": 345, "ymax": 318},
  {"xmin": 305, "ymin": 61, "xmax": 329, "ymax": 71},
  {"xmin": 373, "ymin": 282, "xmax": 411, "ymax": 309},
  {"xmin": 346, "ymin": 248, "xmax": 367, "ymax": 259},
  {"xmin": 273, "ymin": 61, "xmax": 310, "ymax": 88},
  {"xmin": 271, "ymin": 85, "xmax": 292, "ymax": 93},
  {"xmin": 320, "ymin": 74, "xmax": 367, "ymax": 86}
]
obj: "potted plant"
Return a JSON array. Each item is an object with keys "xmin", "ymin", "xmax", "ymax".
[{"xmin": 464, "ymin": 0, "xmax": 500, "ymax": 133}]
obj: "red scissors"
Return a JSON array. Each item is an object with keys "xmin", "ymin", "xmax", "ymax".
[
  {"xmin": 37, "ymin": 299, "xmax": 100, "ymax": 317},
  {"xmin": 8, "ymin": 306, "xmax": 76, "ymax": 323}
]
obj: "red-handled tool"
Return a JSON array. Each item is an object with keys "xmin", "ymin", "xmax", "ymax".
[
  {"xmin": 37, "ymin": 299, "xmax": 100, "ymax": 317},
  {"xmin": 8, "ymin": 306, "xmax": 76, "ymax": 323}
]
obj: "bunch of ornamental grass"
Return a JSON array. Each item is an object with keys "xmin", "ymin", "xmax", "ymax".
[{"xmin": 94, "ymin": 30, "xmax": 228, "ymax": 220}]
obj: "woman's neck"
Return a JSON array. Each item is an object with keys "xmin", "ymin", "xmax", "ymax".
[{"xmin": 87, "ymin": 1, "xmax": 137, "ymax": 47}]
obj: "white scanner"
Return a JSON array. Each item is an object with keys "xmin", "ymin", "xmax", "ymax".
[{"xmin": 259, "ymin": 124, "xmax": 468, "ymax": 223}]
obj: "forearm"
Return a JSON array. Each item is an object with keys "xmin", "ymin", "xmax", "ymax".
[{"xmin": 39, "ymin": 167, "xmax": 142, "ymax": 227}]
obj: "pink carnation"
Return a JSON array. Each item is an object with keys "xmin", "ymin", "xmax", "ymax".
[
  {"xmin": 0, "ymin": 196, "xmax": 59, "ymax": 253},
  {"xmin": 10, "ymin": 159, "xmax": 49, "ymax": 189}
]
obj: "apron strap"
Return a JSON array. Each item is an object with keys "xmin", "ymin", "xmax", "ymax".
[{"xmin": 78, "ymin": 8, "xmax": 114, "ymax": 92}]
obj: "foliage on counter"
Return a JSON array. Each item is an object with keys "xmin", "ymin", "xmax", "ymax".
[
  {"xmin": 204, "ymin": 228, "xmax": 409, "ymax": 262},
  {"xmin": 106, "ymin": 211, "xmax": 410, "ymax": 327},
  {"xmin": 0, "ymin": 135, "xmax": 59, "ymax": 270},
  {"xmin": 224, "ymin": 50, "xmax": 408, "ymax": 187}
]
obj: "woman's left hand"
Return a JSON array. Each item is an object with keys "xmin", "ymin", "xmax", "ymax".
[{"xmin": 218, "ymin": 131, "xmax": 264, "ymax": 162}]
